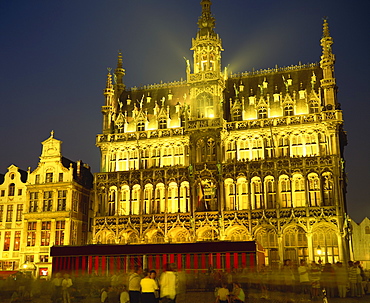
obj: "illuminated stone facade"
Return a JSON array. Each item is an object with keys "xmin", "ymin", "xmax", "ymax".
[
  {"xmin": 93, "ymin": 0, "xmax": 349, "ymax": 266},
  {"xmin": 0, "ymin": 133, "xmax": 93, "ymax": 276},
  {"xmin": 0, "ymin": 165, "xmax": 27, "ymax": 271},
  {"xmin": 350, "ymin": 217, "xmax": 370, "ymax": 269}
]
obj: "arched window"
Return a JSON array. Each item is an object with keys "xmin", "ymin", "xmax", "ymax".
[
  {"xmin": 365, "ymin": 226, "xmax": 370, "ymax": 234},
  {"xmin": 251, "ymin": 137, "xmax": 263, "ymax": 160},
  {"xmin": 119, "ymin": 185, "xmax": 130, "ymax": 215},
  {"xmin": 207, "ymin": 138, "xmax": 216, "ymax": 161},
  {"xmin": 162, "ymin": 145, "xmax": 172, "ymax": 167},
  {"xmin": 284, "ymin": 226, "xmax": 308, "ymax": 262},
  {"xmin": 236, "ymin": 177, "xmax": 249, "ymax": 210},
  {"xmin": 291, "ymin": 133, "xmax": 303, "ymax": 156},
  {"xmin": 318, "ymin": 133, "xmax": 328, "ymax": 156},
  {"xmin": 8, "ymin": 183, "xmax": 15, "ymax": 196},
  {"xmin": 308, "ymin": 173, "xmax": 321, "ymax": 206},
  {"xmin": 312, "ymin": 227, "xmax": 339, "ymax": 263},
  {"xmin": 292, "ymin": 174, "xmax": 306, "ymax": 207},
  {"xmin": 108, "ymin": 187, "xmax": 116, "ymax": 216},
  {"xmin": 279, "ymin": 175, "xmax": 292, "ymax": 207},
  {"xmin": 233, "ymin": 108, "xmax": 242, "ymax": 121},
  {"xmin": 154, "ymin": 183, "xmax": 165, "ymax": 213},
  {"xmin": 131, "ymin": 185, "xmax": 140, "ymax": 215},
  {"xmin": 196, "ymin": 139, "xmax": 206, "ymax": 162},
  {"xmin": 152, "ymin": 146, "xmax": 161, "ymax": 168},
  {"xmin": 238, "ymin": 138, "xmax": 250, "ymax": 161},
  {"xmin": 309, "ymin": 100, "xmax": 320, "ymax": 113},
  {"xmin": 179, "ymin": 182, "xmax": 190, "ymax": 213},
  {"xmin": 256, "ymin": 228, "xmax": 279, "ymax": 267},
  {"xmin": 278, "ymin": 135, "xmax": 289, "ymax": 157},
  {"xmin": 225, "ymin": 178, "xmax": 235, "ymax": 210},
  {"xmin": 265, "ymin": 137, "xmax": 274, "ymax": 158},
  {"xmin": 251, "ymin": 177, "xmax": 263, "ymax": 209},
  {"xmin": 137, "ymin": 120, "xmax": 145, "ymax": 131},
  {"xmin": 284, "ymin": 104, "xmax": 294, "ymax": 116},
  {"xmin": 226, "ymin": 140, "xmax": 236, "ymax": 162},
  {"xmin": 168, "ymin": 182, "xmax": 178, "ymax": 213},
  {"xmin": 322, "ymin": 172, "xmax": 334, "ymax": 206},
  {"xmin": 305, "ymin": 133, "xmax": 318, "ymax": 156},
  {"xmin": 265, "ymin": 177, "xmax": 276, "ymax": 209},
  {"xmin": 158, "ymin": 117, "xmax": 167, "ymax": 129},
  {"xmin": 143, "ymin": 184, "xmax": 153, "ymax": 214},
  {"xmin": 258, "ymin": 106, "xmax": 268, "ymax": 119}
]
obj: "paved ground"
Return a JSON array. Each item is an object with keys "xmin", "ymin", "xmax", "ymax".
[{"xmin": 26, "ymin": 290, "xmax": 370, "ymax": 303}]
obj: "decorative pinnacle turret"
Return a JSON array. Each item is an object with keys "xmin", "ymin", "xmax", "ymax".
[
  {"xmin": 117, "ymin": 50, "xmax": 123, "ymax": 69},
  {"xmin": 105, "ymin": 68, "xmax": 113, "ymax": 90},
  {"xmin": 198, "ymin": 0, "xmax": 216, "ymax": 35},
  {"xmin": 320, "ymin": 18, "xmax": 334, "ymax": 58}
]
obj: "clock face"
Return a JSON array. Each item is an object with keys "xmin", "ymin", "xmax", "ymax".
[{"xmin": 47, "ymin": 147, "xmax": 56, "ymax": 155}]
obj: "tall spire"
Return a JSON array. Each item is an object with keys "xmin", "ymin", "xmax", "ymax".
[
  {"xmin": 320, "ymin": 18, "xmax": 337, "ymax": 108},
  {"xmin": 102, "ymin": 68, "xmax": 115, "ymax": 133},
  {"xmin": 197, "ymin": 0, "xmax": 216, "ymax": 36},
  {"xmin": 114, "ymin": 50, "xmax": 126, "ymax": 95}
]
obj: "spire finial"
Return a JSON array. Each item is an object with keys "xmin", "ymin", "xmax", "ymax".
[
  {"xmin": 50, "ymin": 130, "xmax": 54, "ymax": 138},
  {"xmin": 322, "ymin": 17, "xmax": 330, "ymax": 38},
  {"xmin": 117, "ymin": 50, "xmax": 123, "ymax": 68},
  {"xmin": 106, "ymin": 67, "xmax": 113, "ymax": 89},
  {"xmin": 197, "ymin": 0, "xmax": 215, "ymax": 35}
]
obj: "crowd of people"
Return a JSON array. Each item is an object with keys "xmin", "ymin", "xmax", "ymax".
[{"xmin": 4, "ymin": 259, "xmax": 369, "ymax": 303}]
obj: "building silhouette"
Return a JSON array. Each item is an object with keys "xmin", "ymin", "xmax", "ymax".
[{"xmin": 92, "ymin": 0, "xmax": 349, "ymax": 266}]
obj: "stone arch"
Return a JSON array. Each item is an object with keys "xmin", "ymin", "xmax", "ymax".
[
  {"xmin": 196, "ymin": 227, "xmax": 218, "ymax": 242},
  {"xmin": 225, "ymin": 226, "xmax": 249, "ymax": 241}
]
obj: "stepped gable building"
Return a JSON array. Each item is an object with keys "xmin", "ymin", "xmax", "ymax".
[
  {"xmin": 93, "ymin": 0, "xmax": 348, "ymax": 266},
  {"xmin": 21, "ymin": 132, "xmax": 92, "ymax": 277}
]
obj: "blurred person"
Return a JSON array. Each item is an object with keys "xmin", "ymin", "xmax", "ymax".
[
  {"xmin": 298, "ymin": 260, "xmax": 310, "ymax": 299},
  {"xmin": 51, "ymin": 272, "xmax": 63, "ymax": 303},
  {"xmin": 282, "ymin": 259, "xmax": 295, "ymax": 293},
  {"xmin": 101, "ymin": 287, "xmax": 108, "ymax": 303},
  {"xmin": 321, "ymin": 263, "xmax": 336, "ymax": 298},
  {"xmin": 231, "ymin": 282, "xmax": 245, "ymax": 303},
  {"xmin": 335, "ymin": 262, "xmax": 348, "ymax": 298},
  {"xmin": 159, "ymin": 263, "xmax": 178, "ymax": 303},
  {"xmin": 140, "ymin": 270, "xmax": 158, "ymax": 303},
  {"xmin": 354, "ymin": 261, "xmax": 365, "ymax": 296},
  {"xmin": 106, "ymin": 286, "xmax": 120, "ymax": 303},
  {"xmin": 216, "ymin": 282, "xmax": 230, "ymax": 303},
  {"xmin": 348, "ymin": 261, "xmax": 362, "ymax": 297},
  {"xmin": 120, "ymin": 285, "xmax": 130, "ymax": 303},
  {"xmin": 129, "ymin": 266, "xmax": 143, "ymax": 303},
  {"xmin": 62, "ymin": 273, "xmax": 73, "ymax": 303},
  {"xmin": 310, "ymin": 261, "xmax": 321, "ymax": 301}
]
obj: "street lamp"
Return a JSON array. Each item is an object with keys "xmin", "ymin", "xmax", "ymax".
[
  {"xmin": 317, "ymin": 245, "xmax": 322, "ymax": 264},
  {"xmin": 20, "ymin": 261, "xmax": 37, "ymax": 277}
]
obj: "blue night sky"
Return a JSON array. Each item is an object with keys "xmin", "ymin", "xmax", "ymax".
[{"xmin": 0, "ymin": 1, "xmax": 369, "ymax": 222}]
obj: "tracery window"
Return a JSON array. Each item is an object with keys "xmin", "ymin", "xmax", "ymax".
[
  {"xmin": 238, "ymin": 139, "xmax": 249, "ymax": 160},
  {"xmin": 309, "ymin": 100, "xmax": 320, "ymax": 113},
  {"xmin": 158, "ymin": 117, "xmax": 167, "ymax": 129},
  {"xmin": 278, "ymin": 135, "xmax": 290, "ymax": 157},
  {"xmin": 226, "ymin": 140, "xmax": 236, "ymax": 162},
  {"xmin": 318, "ymin": 133, "xmax": 328, "ymax": 156},
  {"xmin": 143, "ymin": 184, "xmax": 153, "ymax": 214},
  {"xmin": 256, "ymin": 228, "xmax": 279, "ymax": 267},
  {"xmin": 108, "ymin": 188, "xmax": 116, "ymax": 216},
  {"xmin": 233, "ymin": 108, "xmax": 242, "ymax": 121},
  {"xmin": 322, "ymin": 172, "xmax": 334, "ymax": 206},
  {"xmin": 305, "ymin": 133, "xmax": 318, "ymax": 156},
  {"xmin": 236, "ymin": 177, "xmax": 248, "ymax": 210},
  {"xmin": 120, "ymin": 185, "xmax": 130, "ymax": 215},
  {"xmin": 179, "ymin": 182, "xmax": 190, "ymax": 213},
  {"xmin": 174, "ymin": 145, "xmax": 184, "ymax": 165},
  {"xmin": 207, "ymin": 138, "xmax": 216, "ymax": 161},
  {"xmin": 291, "ymin": 133, "xmax": 303, "ymax": 156},
  {"xmin": 251, "ymin": 177, "xmax": 263, "ymax": 209},
  {"xmin": 225, "ymin": 178, "xmax": 235, "ymax": 210},
  {"xmin": 312, "ymin": 227, "xmax": 339, "ymax": 263},
  {"xmin": 292, "ymin": 174, "xmax": 305, "ymax": 207},
  {"xmin": 265, "ymin": 137, "xmax": 274, "ymax": 158},
  {"xmin": 151, "ymin": 147, "xmax": 161, "ymax": 168},
  {"xmin": 251, "ymin": 137, "xmax": 263, "ymax": 160},
  {"xmin": 154, "ymin": 183, "xmax": 165, "ymax": 213},
  {"xmin": 196, "ymin": 139, "xmax": 206, "ymax": 162},
  {"xmin": 131, "ymin": 185, "xmax": 140, "ymax": 215},
  {"xmin": 162, "ymin": 146, "xmax": 173, "ymax": 167},
  {"xmin": 265, "ymin": 177, "xmax": 276, "ymax": 209},
  {"xmin": 168, "ymin": 182, "xmax": 178, "ymax": 213},
  {"xmin": 279, "ymin": 175, "xmax": 292, "ymax": 207},
  {"xmin": 141, "ymin": 148, "xmax": 150, "ymax": 169},
  {"xmin": 258, "ymin": 106, "xmax": 268, "ymax": 119},
  {"xmin": 308, "ymin": 173, "xmax": 321, "ymax": 206},
  {"xmin": 137, "ymin": 120, "xmax": 145, "ymax": 131},
  {"xmin": 284, "ymin": 104, "xmax": 294, "ymax": 116},
  {"xmin": 284, "ymin": 226, "xmax": 308, "ymax": 262}
]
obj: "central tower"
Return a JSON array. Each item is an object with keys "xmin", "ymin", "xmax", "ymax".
[{"xmin": 187, "ymin": 0, "xmax": 224, "ymax": 120}]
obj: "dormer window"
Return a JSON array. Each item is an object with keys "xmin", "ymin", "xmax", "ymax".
[
  {"xmin": 284, "ymin": 104, "xmax": 294, "ymax": 116},
  {"xmin": 159, "ymin": 118, "xmax": 167, "ymax": 129},
  {"xmin": 137, "ymin": 120, "xmax": 145, "ymax": 132},
  {"xmin": 309, "ymin": 100, "xmax": 319, "ymax": 113},
  {"xmin": 45, "ymin": 173, "xmax": 53, "ymax": 183},
  {"xmin": 8, "ymin": 183, "xmax": 15, "ymax": 196},
  {"xmin": 258, "ymin": 107, "xmax": 268, "ymax": 119}
]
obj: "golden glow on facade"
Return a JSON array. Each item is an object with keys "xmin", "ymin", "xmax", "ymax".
[{"xmin": 94, "ymin": 1, "xmax": 348, "ymax": 266}]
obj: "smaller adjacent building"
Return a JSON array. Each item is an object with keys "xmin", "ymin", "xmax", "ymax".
[
  {"xmin": 351, "ymin": 217, "xmax": 370, "ymax": 269},
  {"xmin": 0, "ymin": 132, "xmax": 93, "ymax": 279},
  {"xmin": 0, "ymin": 165, "xmax": 27, "ymax": 272}
]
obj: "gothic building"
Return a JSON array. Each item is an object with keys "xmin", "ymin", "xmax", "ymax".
[{"xmin": 93, "ymin": 0, "xmax": 348, "ymax": 266}]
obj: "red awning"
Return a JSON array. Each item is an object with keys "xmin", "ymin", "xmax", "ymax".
[{"xmin": 0, "ymin": 270, "xmax": 18, "ymax": 280}]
